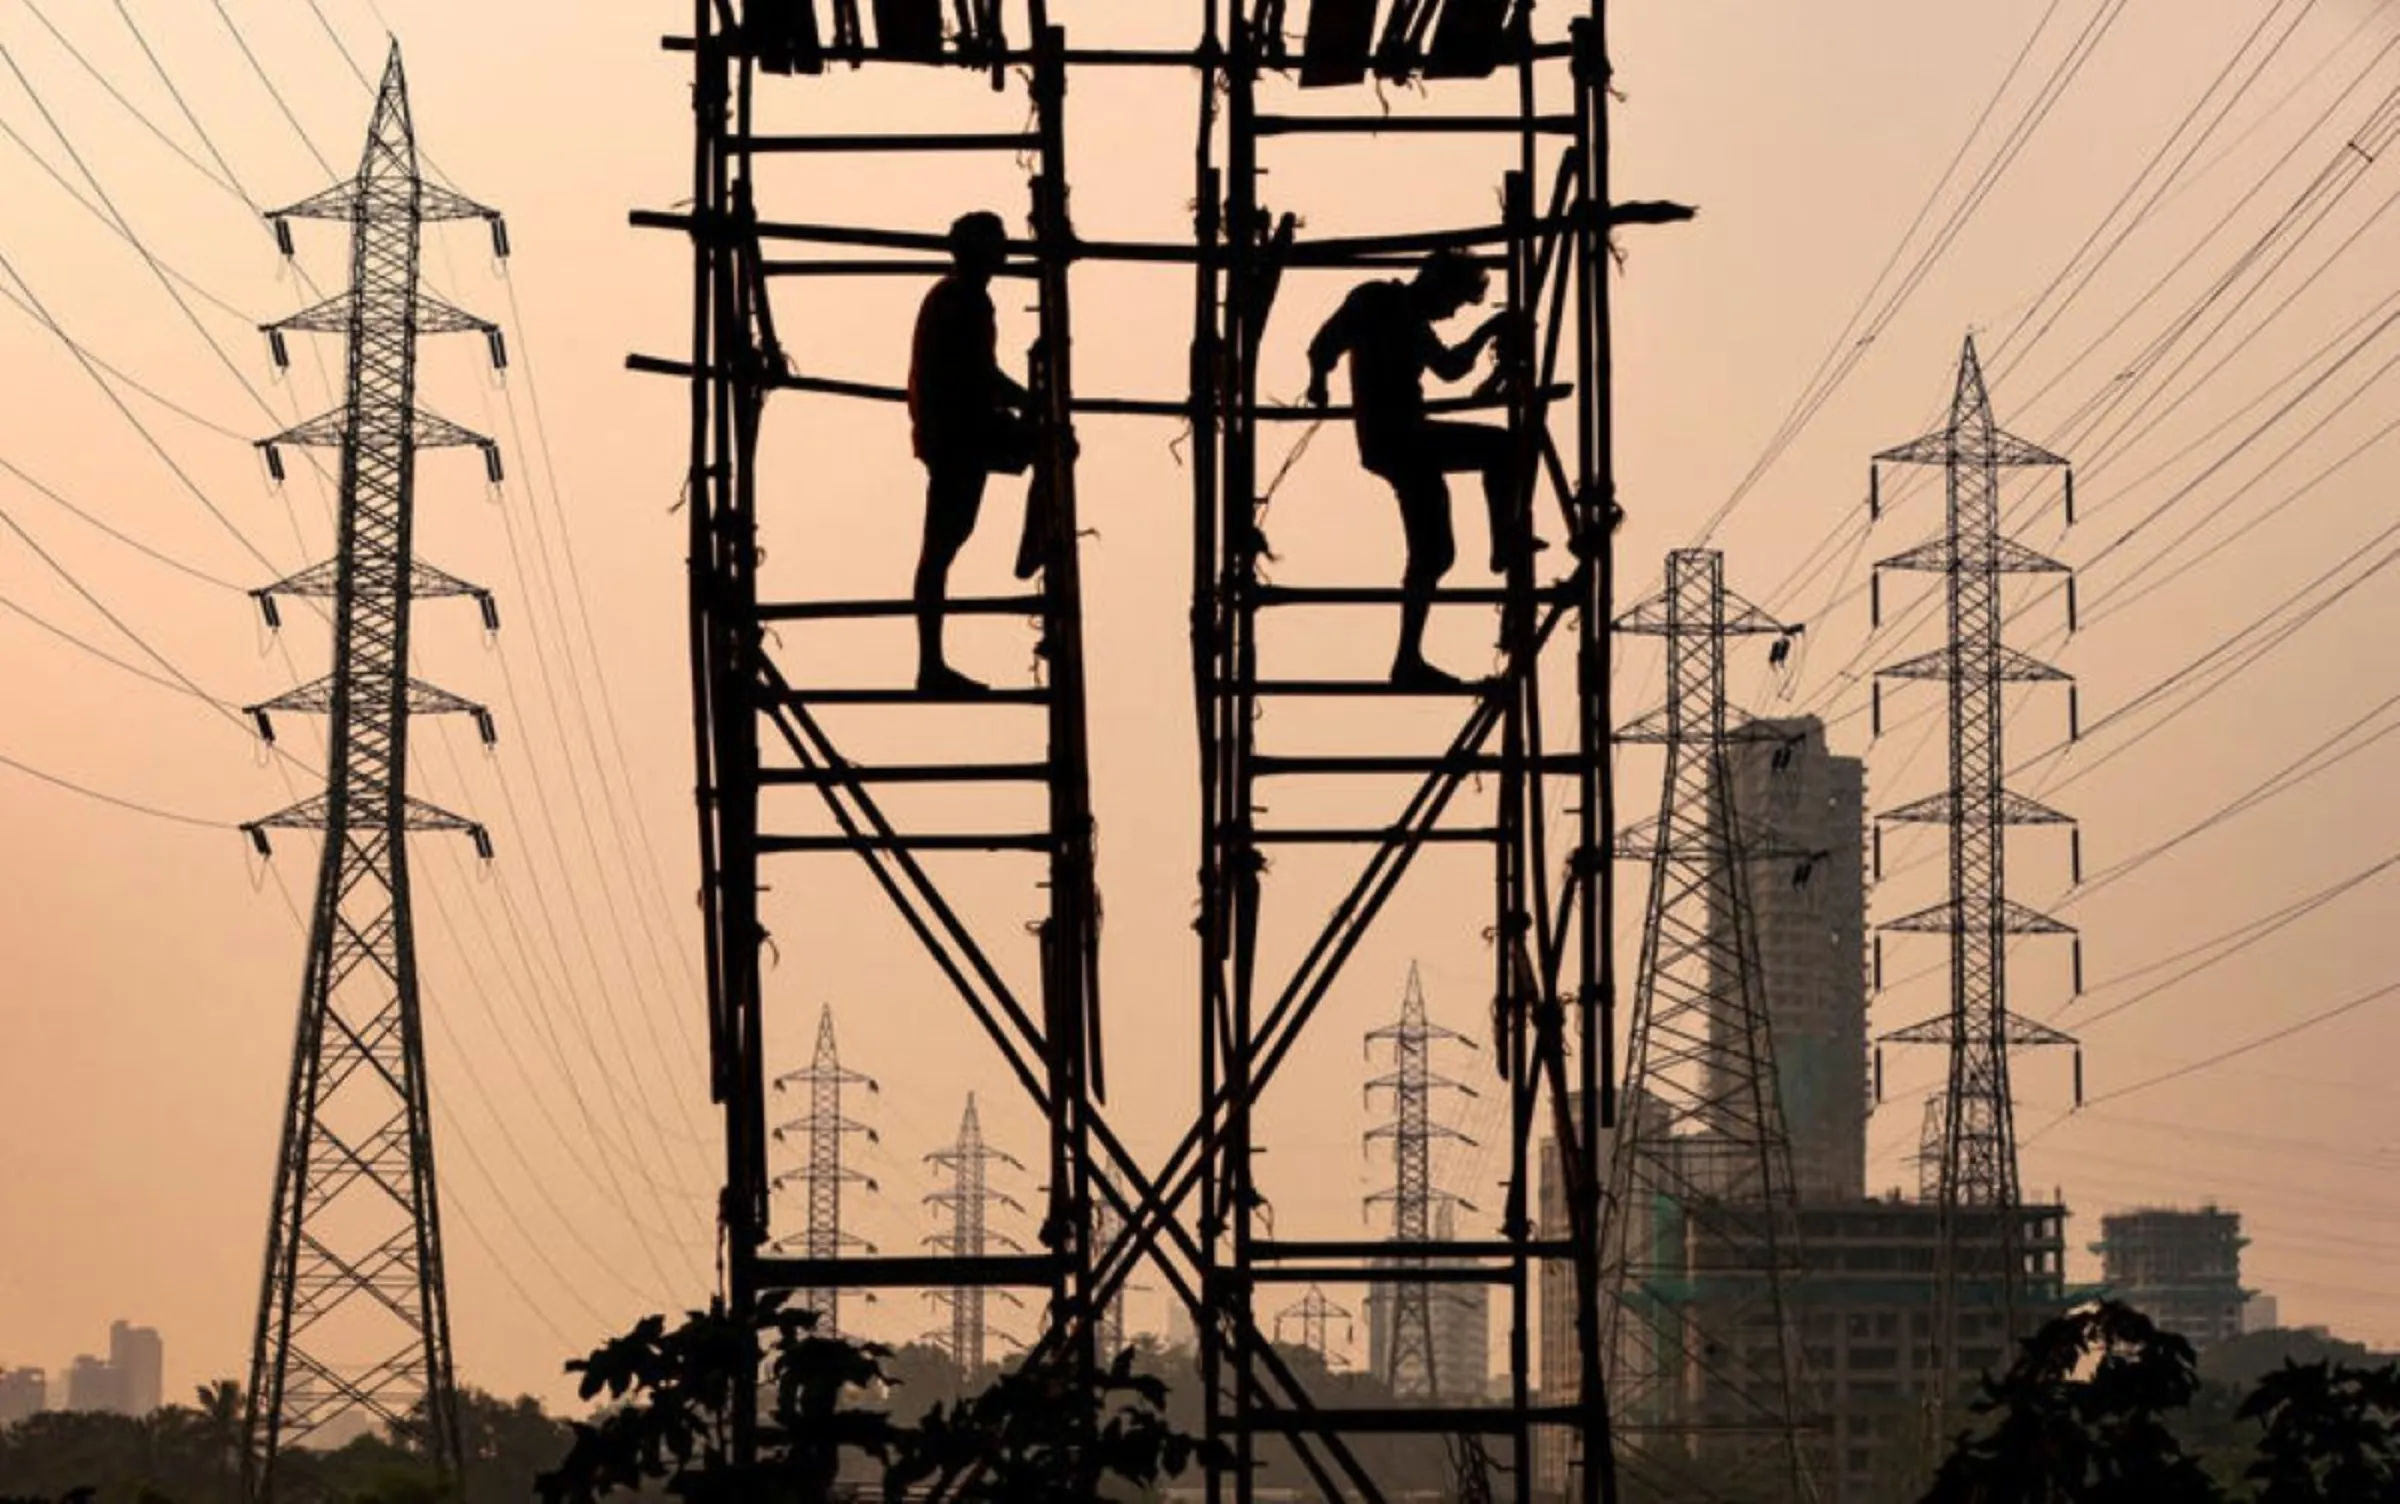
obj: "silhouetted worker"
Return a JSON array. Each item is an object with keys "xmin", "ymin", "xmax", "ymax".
[
  {"xmin": 909, "ymin": 210, "xmax": 1032, "ymax": 695},
  {"xmin": 1306, "ymin": 248, "xmax": 1531, "ymax": 689}
]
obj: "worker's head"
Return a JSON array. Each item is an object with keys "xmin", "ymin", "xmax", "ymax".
[
  {"xmin": 947, "ymin": 211, "xmax": 1010, "ymax": 279},
  {"xmin": 1413, "ymin": 248, "xmax": 1490, "ymax": 317}
]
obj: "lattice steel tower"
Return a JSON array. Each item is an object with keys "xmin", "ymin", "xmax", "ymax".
[
  {"xmin": 1608, "ymin": 548, "xmax": 1813, "ymax": 1502},
  {"xmin": 772, "ymin": 1005, "xmax": 880, "ymax": 1333},
  {"xmin": 1364, "ymin": 965, "xmax": 1475, "ymax": 1400},
  {"xmin": 237, "ymin": 45, "xmax": 507, "ymax": 1497},
  {"xmin": 1275, "ymin": 1285, "xmax": 1356, "ymax": 1371},
  {"xmin": 925, "ymin": 1095, "xmax": 1028, "ymax": 1376},
  {"xmin": 1869, "ymin": 335, "xmax": 2080, "ymax": 1381}
]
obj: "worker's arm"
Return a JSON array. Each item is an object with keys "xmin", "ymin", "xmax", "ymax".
[
  {"xmin": 1304, "ymin": 302, "xmax": 1353, "ymax": 408},
  {"xmin": 993, "ymin": 365, "xmax": 1031, "ymax": 411},
  {"xmin": 1425, "ymin": 311, "xmax": 1513, "ymax": 383}
]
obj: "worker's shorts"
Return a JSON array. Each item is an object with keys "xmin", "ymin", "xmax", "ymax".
[
  {"xmin": 1364, "ymin": 421, "xmax": 1511, "ymax": 582},
  {"xmin": 922, "ymin": 460, "xmax": 990, "ymax": 563}
]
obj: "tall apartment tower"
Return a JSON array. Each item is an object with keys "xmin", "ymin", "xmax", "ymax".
[
  {"xmin": 0, "ymin": 1367, "xmax": 43, "ymax": 1424},
  {"xmin": 1711, "ymin": 716, "xmax": 1869, "ymax": 1204},
  {"xmin": 108, "ymin": 1322, "xmax": 163, "ymax": 1416}
]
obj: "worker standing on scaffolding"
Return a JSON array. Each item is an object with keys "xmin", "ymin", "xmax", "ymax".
[
  {"xmin": 1305, "ymin": 248, "xmax": 1533, "ymax": 689},
  {"xmin": 909, "ymin": 210, "xmax": 1034, "ymax": 695}
]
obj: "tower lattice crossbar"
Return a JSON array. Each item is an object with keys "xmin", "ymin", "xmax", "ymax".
[
  {"xmin": 924, "ymin": 1095, "xmax": 1028, "ymax": 1376},
  {"xmin": 1608, "ymin": 547, "xmax": 1815, "ymax": 1502},
  {"xmin": 1363, "ymin": 964, "xmax": 1476, "ymax": 1401},
  {"xmin": 1868, "ymin": 334, "xmax": 2082, "ymax": 1407},
  {"xmin": 237, "ymin": 43, "xmax": 508, "ymax": 1500},
  {"xmin": 773, "ymin": 1005, "xmax": 880, "ymax": 1334}
]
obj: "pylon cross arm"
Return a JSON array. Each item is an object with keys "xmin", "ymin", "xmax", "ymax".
[
  {"xmin": 1881, "ymin": 788, "xmax": 2072, "ymax": 827},
  {"xmin": 1878, "ymin": 644, "xmax": 2071, "ymax": 682},
  {"xmin": 268, "ymin": 183, "xmax": 366, "ymax": 224},
  {"xmin": 1873, "ymin": 425, "xmax": 2063, "ymax": 469},
  {"xmin": 413, "ymin": 409, "xmax": 493, "ymax": 451},
  {"xmin": 1878, "ymin": 896, "xmax": 2075, "ymax": 935},
  {"xmin": 269, "ymin": 294, "xmax": 357, "ymax": 335},
  {"xmin": 417, "ymin": 182, "xmax": 500, "ymax": 225},
  {"xmin": 414, "ymin": 294, "xmax": 499, "ymax": 337},
  {"xmin": 263, "ymin": 411, "xmax": 348, "ymax": 450}
]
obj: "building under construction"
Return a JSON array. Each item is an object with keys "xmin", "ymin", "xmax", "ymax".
[{"xmin": 2092, "ymin": 1206, "xmax": 2250, "ymax": 1355}]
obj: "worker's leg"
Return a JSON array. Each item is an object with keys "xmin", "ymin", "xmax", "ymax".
[
  {"xmin": 1384, "ymin": 465, "xmax": 1461, "ymax": 686},
  {"xmin": 915, "ymin": 459, "xmax": 989, "ymax": 692},
  {"xmin": 1421, "ymin": 420, "xmax": 1535, "ymax": 573}
]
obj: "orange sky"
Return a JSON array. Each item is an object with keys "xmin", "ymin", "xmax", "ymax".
[{"xmin": 1, "ymin": 0, "xmax": 2396, "ymax": 1411}]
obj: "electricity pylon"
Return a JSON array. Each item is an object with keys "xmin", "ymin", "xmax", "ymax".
[
  {"xmin": 1364, "ymin": 963, "xmax": 1475, "ymax": 1401},
  {"xmin": 1609, "ymin": 548, "xmax": 1814, "ymax": 1503},
  {"xmin": 1274, "ymin": 1285, "xmax": 1356, "ymax": 1371},
  {"xmin": 236, "ymin": 45, "xmax": 507, "ymax": 1499},
  {"xmin": 1868, "ymin": 334, "xmax": 2080, "ymax": 1394},
  {"xmin": 772, "ymin": 1005, "xmax": 879, "ymax": 1334},
  {"xmin": 924, "ymin": 1094, "xmax": 1026, "ymax": 1376}
]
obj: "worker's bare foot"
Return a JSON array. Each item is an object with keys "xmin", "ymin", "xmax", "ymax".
[
  {"xmin": 1390, "ymin": 658, "xmax": 1472, "ymax": 692},
  {"xmin": 916, "ymin": 664, "xmax": 990, "ymax": 697}
]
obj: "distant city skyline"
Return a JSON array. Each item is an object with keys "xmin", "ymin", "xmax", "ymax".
[{"xmin": 3, "ymin": 1319, "xmax": 163, "ymax": 1418}]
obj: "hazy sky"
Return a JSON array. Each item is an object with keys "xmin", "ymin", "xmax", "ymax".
[{"xmin": 1, "ymin": 0, "xmax": 2396, "ymax": 1411}]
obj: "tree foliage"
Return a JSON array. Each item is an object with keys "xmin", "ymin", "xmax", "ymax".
[
  {"xmin": 2238, "ymin": 1359, "xmax": 2400, "ymax": 1503},
  {"xmin": 0, "ymin": 1383, "xmax": 567, "ymax": 1504},
  {"xmin": 1923, "ymin": 1299, "xmax": 2222, "ymax": 1503},
  {"xmin": 537, "ymin": 1294, "xmax": 1223, "ymax": 1504}
]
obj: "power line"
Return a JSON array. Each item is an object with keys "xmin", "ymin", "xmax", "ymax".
[
  {"xmin": 2066, "ymin": 850, "xmax": 2400, "ymax": 1033},
  {"xmin": 1781, "ymin": 40, "xmax": 2400, "ymax": 737},
  {"xmin": 1984, "ymin": 0, "xmax": 2316, "ymax": 375},
  {"xmin": 2052, "ymin": 975, "xmax": 2400, "ymax": 1119},
  {"xmin": 110, "ymin": 0, "xmax": 267, "ymax": 215},
  {"xmin": 1697, "ymin": 0, "xmax": 2119, "ymax": 545},
  {"xmin": 205, "ymin": 0, "xmax": 338, "ymax": 179},
  {"xmin": 0, "ymin": 454, "xmax": 246, "ymax": 589},
  {"xmin": 0, "ymin": 110, "xmax": 252, "ymax": 321},
  {"xmin": 0, "ymin": 242, "xmax": 288, "ymax": 576},
  {"xmin": 0, "ymin": 284, "xmax": 254, "ymax": 443},
  {"xmin": 19, "ymin": 1, "xmax": 240, "ymax": 194},
  {"xmin": 0, "ymin": 746, "xmax": 226, "ymax": 829},
  {"xmin": 0, "ymin": 586, "xmax": 218, "ymax": 700},
  {"xmin": 2075, "ymin": 693, "xmax": 2400, "ymax": 900}
]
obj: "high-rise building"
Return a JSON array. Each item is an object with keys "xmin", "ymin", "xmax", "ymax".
[
  {"xmin": 2093, "ymin": 1207, "xmax": 2250, "ymax": 1353},
  {"xmin": 1712, "ymin": 716, "xmax": 1868, "ymax": 1205},
  {"xmin": 65, "ymin": 1354, "xmax": 121, "ymax": 1414},
  {"xmin": 109, "ymin": 1321, "xmax": 163, "ymax": 1416},
  {"xmin": 0, "ymin": 1367, "xmax": 45, "ymax": 1425},
  {"xmin": 51, "ymin": 1322, "xmax": 164, "ymax": 1416}
]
